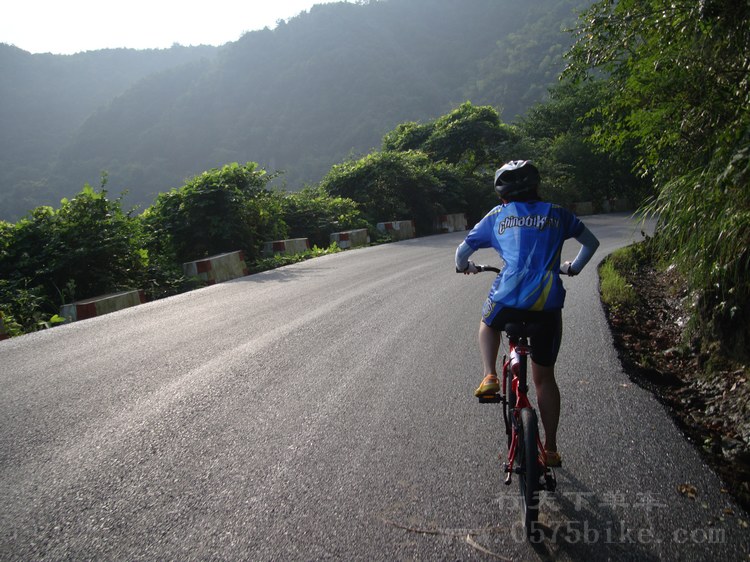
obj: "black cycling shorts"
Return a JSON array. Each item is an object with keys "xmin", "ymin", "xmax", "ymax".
[{"xmin": 483, "ymin": 305, "xmax": 563, "ymax": 367}]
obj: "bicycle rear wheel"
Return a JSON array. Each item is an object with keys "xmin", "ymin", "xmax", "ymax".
[{"xmin": 518, "ymin": 407, "xmax": 541, "ymax": 539}]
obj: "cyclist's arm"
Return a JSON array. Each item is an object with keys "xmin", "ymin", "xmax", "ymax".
[
  {"xmin": 565, "ymin": 225, "xmax": 600, "ymax": 274},
  {"xmin": 456, "ymin": 208, "xmax": 500, "ymax": 272},
  {"xmin": 455, "ymin": 241, "xmax": 476, "ymax": 272}
]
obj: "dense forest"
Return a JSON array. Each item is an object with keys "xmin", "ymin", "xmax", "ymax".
[{"xmin": 0, "ymin": 0, "xmax": 591, "ymax": 221}]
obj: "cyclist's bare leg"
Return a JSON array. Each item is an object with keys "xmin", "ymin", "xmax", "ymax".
[
  {"xmin": 479, "ymin": 321, "xmax": 501, "ymax": 375},
  {"xmin": 531, "ymin": 361, "xmax": 560, "ymax": 452}
]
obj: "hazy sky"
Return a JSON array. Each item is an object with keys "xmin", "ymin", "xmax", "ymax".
[{"xmin": 1, "ymin": 0, "xmax": 351, "ymax": 55}]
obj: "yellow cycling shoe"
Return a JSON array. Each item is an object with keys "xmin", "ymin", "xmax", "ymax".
[
  {"xmin": 545, "ymin": 450, "xmax": 562, "ymax": 467},
  {"xmin": 474, "ymin": 374, "xmax": 500, "ymax": 397}
]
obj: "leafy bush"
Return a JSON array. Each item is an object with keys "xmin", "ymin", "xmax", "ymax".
[
  {"xmin": 0, "ymin": 186, "xmax": 145, "ymax": 300},
  {"xmin": 142, "ymin": 162, "xmax": 286, "ymax": 265},
  {"xmin": 0, "ymin": 280, "xmax": 65, "ymax": 335},
  {"xmin": 53, "ymin": 186, "xmax": 146, "ymax": 298},
  {"xmin": 320, "ymin": 150, "xmax": 474, "ymax": 235},
  {"xmin": 140, "ymin": 257, "xmax": 204, "ymax": 301},
  {"xmin": 0, "ymin": 185, "xmax": 146, "ymax": 333},
  {"xmin": 280, "ymin": 186, "xmax": 368, "ymax": 247}
]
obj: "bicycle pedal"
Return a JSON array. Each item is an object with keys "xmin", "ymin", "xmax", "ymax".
[{"xmin": 477, "ymin": 393, "xmax": 501, "ymax": 403}]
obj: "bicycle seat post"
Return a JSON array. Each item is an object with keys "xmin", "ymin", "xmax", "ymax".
[{"xmin": 515, "ymin": 336, "xmax": 530, "ymax": 396}]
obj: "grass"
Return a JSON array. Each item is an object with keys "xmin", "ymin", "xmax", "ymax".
[
  {"xmin": 247, "ymin": 243, "xmax": 343, "ymax": 274},
  {"xmin": 599, "ymin": 247, "xmax": 638, "ymax": 308}
]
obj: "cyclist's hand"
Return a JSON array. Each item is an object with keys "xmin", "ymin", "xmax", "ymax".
[
  {"xmin": 560, "ymin": 261, "xmax": 578, "ymax": 276},
  {"xmin": 457, "ymin": 260, "xmax": 479, "ymax": 274}
]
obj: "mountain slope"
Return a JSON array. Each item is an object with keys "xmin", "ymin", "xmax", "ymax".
[
  {"xmin": 0, "ymin": 44, "xmax": 217, "ymax": 219},
  {"xmin": 1, "ymin": 0, "xmax": 590, "ymax": 221}
]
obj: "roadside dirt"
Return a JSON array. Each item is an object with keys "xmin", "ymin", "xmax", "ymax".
[{"xmin": 600, "ymin": 260, "xmax": 750, "ymax": 515}]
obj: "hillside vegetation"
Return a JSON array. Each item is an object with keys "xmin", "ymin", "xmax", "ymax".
[
  {"xmin": 0, "ymin": 87, "xmax": 642, "ymax": 338},
  {"xmin": 0, "ymin": 0, "xmax": 591, "ymax": 221},
  {"xmin": 0, "ymin": 45, "xmax": 218, "ymax": 219},
  {"xmin": 566, "ymin": 0, "xmax": 750, "ymax": 364}
]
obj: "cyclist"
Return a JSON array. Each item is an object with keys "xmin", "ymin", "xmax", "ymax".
[{"xmin": 455, "ymin": 160, "xmax": 600, "ymax": 466}]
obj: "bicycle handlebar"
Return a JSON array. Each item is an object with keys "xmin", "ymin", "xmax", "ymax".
[
  {"xmin": 457, "ymin": 262, "xmax": 576, "ymax": 275},
  {"xmin": 455, "ymin": 263, "xmax": 500, "ymax": 273}
]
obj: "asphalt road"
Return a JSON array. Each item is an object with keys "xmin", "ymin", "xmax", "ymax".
[{"xmin": 1, "ymin": 213, "xmax": 748, "ymax": 560}]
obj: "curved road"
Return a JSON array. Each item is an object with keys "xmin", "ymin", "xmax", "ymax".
[{"xmin": 1, "ymin": 213, "xmax": 747, "ymax": 560}]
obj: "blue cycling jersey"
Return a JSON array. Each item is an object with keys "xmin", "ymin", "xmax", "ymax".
[{"xmin": 463, "ymin": 201, "xmax": 585, "ymax": 311}]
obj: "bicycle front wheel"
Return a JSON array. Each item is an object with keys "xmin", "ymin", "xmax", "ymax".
[{"xmin": 518, "ymin": 407, "xmax": 541, "ymax": 539}]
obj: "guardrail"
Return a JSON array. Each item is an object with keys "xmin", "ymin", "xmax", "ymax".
[
  {"xmin": 436, "ymin": 213, "xmax": 467, "ymax": 233},
  {"xmin": 376, "ymin": 220, "xmax": 415, "ymax": 241},
  {"xmin": 7, "ymin": 203, "xmax": 634, "ymax": 335},
  {"xmin": 60, "ymin": 289, "xmax": 146, "ymax": 322},
  {"xmin": 330, "ymin": 229, "xmax": 370, "ymax": 249},
  {"xmin": 183, "ymin": 250, "xmax": 249, "ymax": 285},
  {"xmin": 262, "ymin": 238, "xmax": 310, "ymax": 257}
]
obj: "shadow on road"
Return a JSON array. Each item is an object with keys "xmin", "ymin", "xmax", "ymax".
[{"xmin": 486, "ymin": 468, "xmax": 662, "ymax": 561}]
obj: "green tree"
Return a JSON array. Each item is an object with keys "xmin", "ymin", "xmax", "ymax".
[
  {"xmin": 565, "ymin": 0, "xmax": 750, "ymax": 357},
  {"xmin": 320, "ymin": 151, "xmax": 466, "ymax": 235},
  {"xmin": 378, "ymin": 102, "xmax": 523, "ymax": 225},
  {"xmin": 143, "ymin": 162, "xmax": 285, "ymax": 265},
  {"xmin": 58, "ymin": 187, "xmax": 145, "ymax": 297},
  {"xmin": 0, "ymin": 185, "xmax": 146, "ymax": 333},
  {"xmin": 566, "ymin": 0, "xmax": 749, "ymax": 183},
  {"xmin": 517, "ymin": 79, "xmax": 648, "ymax": 206},
  {"xmin": 383, "ymin": 102, "xmax": 520, "ymax": 173},
  {"xmin": 280, "ymin": 186, "xmax": 368, "ymax": 248},
  {"xmin": 0, "ymin": 186, "xmax": 145, "ymax": 300}
]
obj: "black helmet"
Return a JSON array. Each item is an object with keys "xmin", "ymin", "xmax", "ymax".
[{"xmin": 494, "ymin": 160, "xmax": 540, "ymax": 199}]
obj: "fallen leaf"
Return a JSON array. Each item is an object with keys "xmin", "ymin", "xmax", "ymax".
[{"xmin": 678, "ymin": 483, "xmax": 698, "ymax": 499}]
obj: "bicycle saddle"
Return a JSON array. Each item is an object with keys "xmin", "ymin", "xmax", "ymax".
[{"xmin": 504, "ymin": 322, "xmax": 544, "ymax": 338}]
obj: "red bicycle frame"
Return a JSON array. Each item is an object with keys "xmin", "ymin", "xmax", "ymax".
[{"xmin": 502, "ymin": 338, "xmax": 548, "ymax": 484}]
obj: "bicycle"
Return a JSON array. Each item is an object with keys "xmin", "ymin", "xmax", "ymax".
[{"xmin": 464, "ymin": 264, "xmax": 559, "ymax": 541}]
